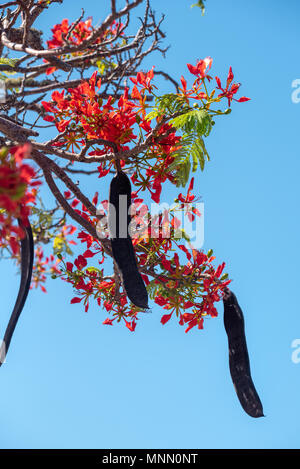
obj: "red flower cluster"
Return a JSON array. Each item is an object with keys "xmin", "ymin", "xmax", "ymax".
[
  {"xmin": 0, "ymin": 144, "xmax": 40, "ymax": 254},
  {"xmin": 42, "ymin": 69, "xmax": 182, "ymax": 204},
  {"xmin": 176, "ymin": 177, "xmax": 201, "ymax": 222},
  {"xmin": 45, "ymin": 18, "xmax": 124, "ymax": 74},
  {"xmin": 31, "ymin": 247, "xmax": 61, "ymax": 293},
  {"xmin": 59, "ymin": 182, "xmax": 229, "ymax": 333},
  {"xmin": 40, "ymin": 54, "xmax": 251, "ymax": 333},
  {"xmin": 130, "ymin": 127, "xmax": 181, "ymax": 204},
  {"xmin": 63, "ymin": 231, "xmax": 138, "ymax": 329},
  {"xmin": 215, "ymin": 66, "xmax": 250, "ymax": 107},
  {"xmin": 42, "ymin": 72, "xmax": 139, "ymax": 153},
  {"xmin": 156, "ymin": 247, "xmax": 230, "ymax": 333}
]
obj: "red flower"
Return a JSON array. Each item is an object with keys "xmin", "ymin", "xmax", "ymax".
[
  {"xmin": 215, "ymin": 66, "xmax": 250, "ymax": 107},
  {"xmin": 161, "ymin": 257, "xmax": 173, "ymax": 272},
  {"xmin": 130, "ymin": 67, "xmax": 155, "ymax": 92},
  {"xmin": 183, "ymin": 301, "xmax": 194, "ymax": 309},
  {"xmin": 74, "ymin": 255, "xmax": 87, "ymax": 270},
  {"xmin": 92, "ymin": 192, "xmax": 99, "ymax": 205},
  {"xmin": 180, "ymin": 75, "xmax": 187, "ymax": 92},
  {"xmin": 141, "ymin": 274, "xmax": 150, "ymax": 285},
  {"xmin": 147, "ymin": 178, "xmax": 162, "ymax": 203},
  {"xmin": 155, "ymin": 295, "xmax": 169, "ymax": 307},
  {"xmin": 161, "ymin": 312, "xmax": 173, "ymax": 325},
  {"xmin": 182, "ymin": 313, "xmax": 195, "ymax": 323},
  {"xmin": 125, "ymin": 319, "xmax": 137, "ymax": 332},
  {"xmin": 185, "ymin": 318, "xmax": 198, "ymax": 333},
  {"xmin": 103, "ymin": 318, "xmax": 114, "ymax": 326},
  {"xmin": 71, "ymin": 199, "xmax": 79, "ymax": 208},
  {"xmin": 178, "ymin": 177, "xmax": 195, "ymax": 204},
  {"xmin": 83, "ymin": 249, "xmax": 95, "ymax": 258},
  {"xmin": 71, "ymin": 297, "xmax": 82, "ymax": 304},
  {"xmin": 187, "ymin": 57, "xmax": 213, "ymax": 80},
  {"xmin": 178, "ymin": 244, "xmax": 192, "ymax": 261},
  {"xmin": 0, "ymin": 144, "xmax": 40, "ymax": 253}
]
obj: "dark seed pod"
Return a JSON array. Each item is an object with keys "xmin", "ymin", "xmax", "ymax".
[
  {"xmin": 0, "ymin": 218, "xmax": 34, "ymax": 366},
  {"xmin": 108, "ymin": 171, "xmax": 148, "ymax": 309},
  {"xmin": 223, "ymin": 289, "xmax": 264, "ymax": 418}
]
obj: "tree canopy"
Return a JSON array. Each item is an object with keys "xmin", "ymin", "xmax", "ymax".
[{"xmin": 0, "ymin": 0, "xmax": 250, "ymax": 338}]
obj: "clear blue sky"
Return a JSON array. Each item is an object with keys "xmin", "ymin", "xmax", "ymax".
[{"xmin": 0, "ymin": 0, "xmax": 300, "ymax": 449}]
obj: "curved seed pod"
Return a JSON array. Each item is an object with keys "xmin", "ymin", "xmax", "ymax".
[
  {"xmin": 0, "ymin": 218, "xmax": 34, "ymax": 366},
  {"xmin": 108, "ymin": 171, "xmax": 148, "ymax": 309},
  {"xmin": 223, "ymin": 289, "xmax": 264, "ymax": 418}
]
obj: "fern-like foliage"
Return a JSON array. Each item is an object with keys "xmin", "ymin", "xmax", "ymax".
[
  {"xmin": 146, "ymin": 279, "xmax": 158, "ymax": 300},
  {"xmin": 171, "ymin": 109, "xmax": 212, "ymax": 136},
  {"xmin": 169, "ymin": 109, "xmax": 212, "ymax": 187},
  {"xmin": 145, "ymin": 93, "xmax": 214, "ymax": 187},
  {"xmin": 145, "ymin": 93, "xmax": 187, "ymax": 121}
]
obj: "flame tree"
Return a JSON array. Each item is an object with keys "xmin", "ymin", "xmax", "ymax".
[{"xmin": 0, "ymin": 0, "xmax": 249, "ymax": 335}]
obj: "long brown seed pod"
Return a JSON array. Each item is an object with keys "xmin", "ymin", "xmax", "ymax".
[
  {"xmin": 223, "ymin": 288, "xmax": 264, "ymax": 418},
  {"xmin": 108, "ymin": 170, "xmax": 148, "ymax": 309},
  {"xmin": 0, "ymin": 218, "xmax": 34, "ymax": 366}
]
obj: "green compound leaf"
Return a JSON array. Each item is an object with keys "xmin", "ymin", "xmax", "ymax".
[
  {"xmin": 171, "ymin": 109, "xmax": 212, "ymax": 137},
  {"xmin": 167, "ymin": 109, "xmax": 212, "ymax": 187}
]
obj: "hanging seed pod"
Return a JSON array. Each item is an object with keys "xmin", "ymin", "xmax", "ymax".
[
  {"xmin": 108, "ymin": 170, "xmax": 148, "ymax": 309},
  {"xmin": 223, "ymin": 289, "xmax": 264, "ymax": 418},
  {"xmin": 0, "ymin": 218, "xmax": 34, "ymax": 366}
]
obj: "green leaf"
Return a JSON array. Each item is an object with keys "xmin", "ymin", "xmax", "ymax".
[
  {"xmin": 171, "ymin": 109, "xmax": 212, "ymax": 137},
  {"xmin": 85, "ymin": 267, "xmax": 101, "ymax": 274},
  {"xmin": 221, "ymin": 273, "xmax": 229, "ymax": 280},
  {"xmin": 191, "ymin": 139, "xmax": 205, "ymax": 171},
  {"xmin": 145, "ymin": 110, "xmax": 159, "ymax": 121},
  {"xmin": 192, "ymin": 150, "xmax": 198, "ymax": 172},
  {"xmin": 0, "ymin": 57, "xmax": 18, "ymax": 78},
  {"xmin": 155, "ymin": 93, "xmax": 186, "ymax": 114},
  {"xmin": 96, "ymin": 60, "xmax": 106, "ymax": 75},
  {"xmin": 146, "ymin": 279, "xmax": 159, "ymax": 300},
  {"xmin": 0, "ymin": 57, "xmax": 18, "ymax": 67},
  {"xmin": 146, "ymin": 99, "xmax": 213, "ymax": 187},
  {"xmin": 191, "ymin": 0, "xmax": 206, "ymax": 15},
  {"xmin": 168, "ymin": 131, "xmax": 210, "ymax": 186},
  {"xmin": 175, "ymin": 228, "xmax": 191, "ymax": 241},
  {"xmin": 0, "ymin": 147, "xmax": 8, "ymax": 157},
  {"xmin": 53, "ymin": 236, "xmax": 64, "ymax": 252}
]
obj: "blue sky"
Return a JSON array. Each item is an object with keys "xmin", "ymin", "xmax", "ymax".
[{"xmin": 0, "ymin": 0, "xmax": 300, "ymax": 449}]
